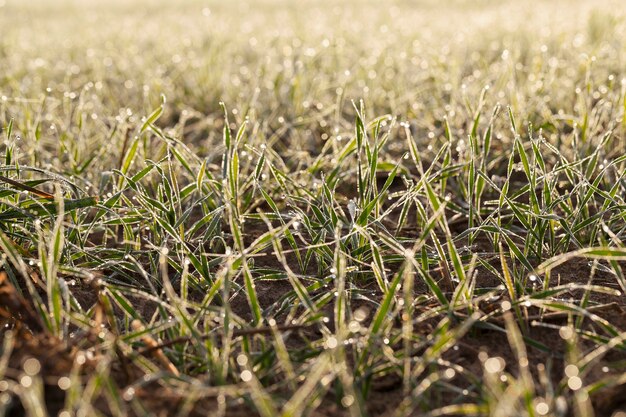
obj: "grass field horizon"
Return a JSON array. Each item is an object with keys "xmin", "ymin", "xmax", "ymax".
[{"xmin": 1, "ymin": 0, "xmax": 626, "ymax": 416}]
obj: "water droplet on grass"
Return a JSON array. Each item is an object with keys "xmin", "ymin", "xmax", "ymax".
[
  {"xmin": 123, "ymin": 388, "xmax": 135, "ymax": 401},
  {"xmin": 484, "ymin": 357, "xmax": 505, "ymax": 373},
  {"xmin": 20, "ymin": 376, "xmax": 32, "ymax": 388},
  {"xmin": 567, "ymin": 376, "xmax": 582, "ymax": 390},
  {"xmin": 559, "ymin": 326, "xmax": 574, "ymax": 340},
  {"xmin": 325, "ymin": 336, "xmax": 338, "ymax": 349},
  {"xmin": 57, "ymin": 377, "xmax": 71, "ymax": 391},
  {"xmin": 564, "ymin": 365, "xmax": 579, "ymax": 377},
  {"xmin": 23, "ymin": 358, "xmax": 41, "ymax": 376}
]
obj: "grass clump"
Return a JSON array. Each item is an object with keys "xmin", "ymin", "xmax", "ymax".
[{"xmin": 1, "ymin": 0, "xmax": 626, "ymax": 416}]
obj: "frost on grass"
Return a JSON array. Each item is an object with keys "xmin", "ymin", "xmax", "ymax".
[{"xmin": 0, "ymin": 0, "xmax": 626, "ymax": 416}]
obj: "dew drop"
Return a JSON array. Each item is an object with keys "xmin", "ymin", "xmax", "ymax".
[
  {"xmin": 564, "ymin": 364, "xmax": 579, "ymax": 377},
  {"xmin": 123, "ymin": 387, "xmax": 135, "ymax": 401},
  {"xmin": 57, "ymin": 377, "xmax": 71, "ymax": 391},
  {"xmin": 240, "ymin": 370, "xmax": 253, "ymax": 382},
  {"xmin": 484, "ymin": 357, "xmax": 505, "ymax": 373},
  {"xmin": 536, "ymin": 402, "xmax": 550, "ymax": 415},
  {"xmin": 236, "ymin": 354, "xmax": 248, "ymax": 366},
  {"xmin": 325, "ymin": 336, "xmax": 338, "ymax": 349},
  {"xmin": 23, "ymin": 358, "xmax": 41, "ymax": 376},
  {"xmin": 567, "ymin": 376, "xmax": 582, "ymax": 390},
  {"xmin": 341, "ymin": 395, "xmax": 354, "ymax": 407},
  {"xmin": 20, "ymin": 375, "xmax": 32, "ymax": 388}
]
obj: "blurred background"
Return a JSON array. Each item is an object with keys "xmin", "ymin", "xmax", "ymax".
[{"xmin": 1, "ymin": 0, "xmax": 625, "ymax": 171}]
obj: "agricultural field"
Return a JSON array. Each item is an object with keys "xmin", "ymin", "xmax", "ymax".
[{"xmin": 1, "ymin": 0, "xmax": 626, "ymax": 416}]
